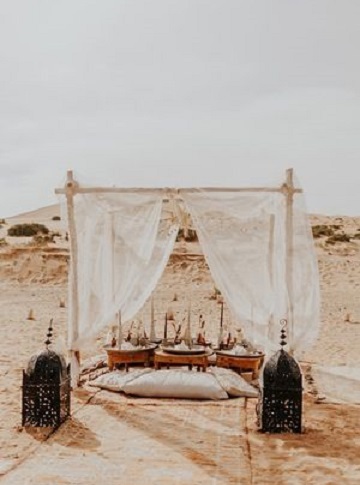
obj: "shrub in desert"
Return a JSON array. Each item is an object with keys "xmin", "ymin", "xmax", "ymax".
[
  {"xmin": 325, "ymin": 233, "xmax": 351, "ymax": 245},
  {"xmin": 352, "ymin": 232, "xmax": 360, "ymax": 240},
  {"xmin": 312, "ymin": 225, "xmax": 335, "ymax": 238},
  {"xmin": 8, "ymin": 223, "xmax": 49, "ymax": 237},
  {"xmin": 52, "ymin": 215, "xmax": 61, "ymax": 221},
  {"xmin": 0, "ymin": 218, "xmax": 6, "ymax": 224},
  {"xmin": 0, "ymin": 238, "xmax": 8, "ymax": 246}
]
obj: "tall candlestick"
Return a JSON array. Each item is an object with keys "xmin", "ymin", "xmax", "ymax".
[
  {"xmin": 164, "ymin": 312, "xmax": 168, "ymax": 339},
  {"xmin": 185, "ymin": 298, "xmax": 192, "ymax": 347},
  {"xmin": 117, "ymin": 310, "xmax": 123, "ymax": 349},
  {"xmin": 150, "ymin": 295, "xmax": 156, "ymax": 341},
  {"xmin": 140, "ymin": 309, "xmax": 145, "ymax": 337}
]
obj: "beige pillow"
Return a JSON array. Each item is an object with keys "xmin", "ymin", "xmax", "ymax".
[
  {"xmin": 123, "ymin": 369, "xmax": 228, "ymax": 400},
  {"xmin": 88, "ymin": 368, "xmax": 153, "ymax": 392},
  {"xmin": 210, "ymin": 367, "xmax": 259, "ymax": 398}
]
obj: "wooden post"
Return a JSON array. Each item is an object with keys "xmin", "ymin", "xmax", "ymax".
[
  {"xmin": 65, "ymin": 170, "xmax": 81, "ymax": 385},
  {"xmin": 284, "ymin": 168, "xmax": 295, "ymax": 353}
]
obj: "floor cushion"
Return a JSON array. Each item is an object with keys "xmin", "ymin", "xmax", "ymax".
[
  {"xmin": 210, "ymin": 367, "xmax": 259, "ymax": 398},
  {"xmin": 123, "ymin": 369, "xmax": 228, "ymax": 400},
  {"xmin": 88, "ymin": 368, "xmax": 153, "ymax": 392}
]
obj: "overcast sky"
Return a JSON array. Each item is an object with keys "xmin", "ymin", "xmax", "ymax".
[{"xmin": 1, "ymin": 0, "xmax": 359, "ymax": 217}]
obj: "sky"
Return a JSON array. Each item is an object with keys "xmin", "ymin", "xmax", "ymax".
[{"xmin": 1, "ymin": 0, "xmax": 360, "ymax": 217}]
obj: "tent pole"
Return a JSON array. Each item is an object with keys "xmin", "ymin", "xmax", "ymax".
[
  {"xmin": 284, "ymin": 168, "xmax": 295, "ymax": 354},
  {"xmin": 65, "ymin": 170, "xmax": 81, "ymax": 386}
]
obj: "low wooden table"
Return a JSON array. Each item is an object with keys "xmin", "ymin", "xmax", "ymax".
[
  {"xmin": 154, "ymin": 349, "xmax": 213, "ymax": 372},
  {"xmin": 104, "ymin": 345, "xmax": 156, "ymax": 371},
  {"xmin": 216, "ymin": 352, "xmax": 265, "ymax": 379}
]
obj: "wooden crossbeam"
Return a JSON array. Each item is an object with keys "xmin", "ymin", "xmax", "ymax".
[{"xmin": 55, "ymin": 185, "xmax": 303, "ymax": 195}]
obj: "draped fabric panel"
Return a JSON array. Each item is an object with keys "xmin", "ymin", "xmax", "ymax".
[
  {"xmin": 69, "ymin": 192, "xmax": 178, "ymax": 351},
  {"xmin": 182, "ymin": 188, "xmax": 319, "ymax": 355}
]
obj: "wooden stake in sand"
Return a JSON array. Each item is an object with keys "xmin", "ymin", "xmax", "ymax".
[{"xmin": 27, "ymin": 309, "xmax": 35, "ymax": 321}]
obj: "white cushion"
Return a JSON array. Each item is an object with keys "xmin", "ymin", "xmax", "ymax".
[
  {"xmin": 210, "ymin": 367, "xmax": 259, "ymax": 398},
  {"xmin": 123, "ymin": 370, "xmax": 228, "ymax": 400},
  {"xmin": 88, "ymin": 368, "xmax": 153, "ymax": 392}
]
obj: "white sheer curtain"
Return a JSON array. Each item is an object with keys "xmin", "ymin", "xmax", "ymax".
[
  {"xmin": 69, "ymin": 192, "xmax": 178, "ymax": 351},
  {"xmin": 182, "ymin": 187, "xmax": 320, "ymax": 355}
]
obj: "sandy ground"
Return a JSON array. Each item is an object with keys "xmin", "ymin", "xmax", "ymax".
[{"xmin": 0, "ymin": 206, "xmax": 360, "ymax": 484}]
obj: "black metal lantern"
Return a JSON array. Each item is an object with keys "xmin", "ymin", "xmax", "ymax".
[
  {"xmin": 258, "ymin": 320, "xmax": 302, "ymax": 433},
  {"xmin": 22, "ymin": 319, "xmax": 71, "ymax": 428}
]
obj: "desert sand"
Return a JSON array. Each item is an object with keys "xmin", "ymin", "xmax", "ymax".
[{"xmin": 0, "ymin": 206, "xmax": 360, "ymax": 484}]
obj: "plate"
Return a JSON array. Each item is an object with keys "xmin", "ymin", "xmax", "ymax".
[
  {"xmin": 216, "ymin": 350, "xmax": 264, "ymax": 358},
  {"xmin": 150, "ymin": 338, "xmax": 163, "ymax": 344},
  {"xmin": 161, "ymin": 345, "xmax": 207, "ymax": 355},
  {"xmin": 104, "ymin": 343, "xmax": 157, "ymax": 353}
]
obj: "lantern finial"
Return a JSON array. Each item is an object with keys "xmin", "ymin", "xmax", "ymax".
[
  {"xmin": 280, "ymin": 319, "xmax": 287, "ymax": 348},
  {"xmin": 45, "ymin": 318, "xmax": 54, "ymax": 347}
]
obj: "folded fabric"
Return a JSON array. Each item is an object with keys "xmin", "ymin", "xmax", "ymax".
[
  {"xmin": 88, "ymin": 368, "xmax": 153, "ymax": 391},
  {"xmin": 80, "ymin": 354, "xmax": 107, "ymax": 374},
  {"xmin": 312, "ymin": 365, "xmax": 360, "ymax": 404},
  {"xmin": 210, "ymin": 367, "xmax": 259, "ymax": 398},
  {"xmin": 123, "ymin": 369, "xmax": 228, "ymax": 400}
]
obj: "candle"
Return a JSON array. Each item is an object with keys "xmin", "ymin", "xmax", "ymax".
[
  {"xmin": 150, "ymin": 295, "xmax": 156, "ymax": 341},
  {"xmin": 185, "ymin": 297, "xmax": 192, "ymax": 347},
  {"xmin": 164, "ymin": 313, "xmax": 168, "ymax": 339},
  {"xmin": 117, "ymin": 310, "xmax": 122, "ymax": 349},
  {"xmin": 220, "ymin": 301, "xmax": 224, "ymax": 328},
  {"xmin": 140, "ymin": 309, "xmax": 145, "ymax": 337}
]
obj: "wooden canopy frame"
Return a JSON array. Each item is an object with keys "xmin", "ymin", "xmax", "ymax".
[{"xmin": 55, "ymin": 168, "xmax": 302, "ymax": 381}]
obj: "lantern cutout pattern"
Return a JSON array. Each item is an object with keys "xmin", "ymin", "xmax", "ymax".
[
  {"xmin": 22, "ymin": 319, "xmax": 71, "ymax": 428},
  {"xmin": 258, "ymin": 319, "xmax": 302, "ymax": 433}
]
